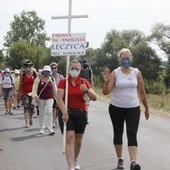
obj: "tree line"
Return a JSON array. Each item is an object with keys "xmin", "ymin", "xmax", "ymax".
[{"xmin": 1, "ymin": 10, "xmax": 170, "ymax": 93}]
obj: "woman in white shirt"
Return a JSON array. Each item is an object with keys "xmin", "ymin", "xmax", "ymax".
[
  {"xmin": 102, "ymin": 48, "xmax": 149, "ymax": 170},
  {"xmin": 0, "ymin": 68, "xmax": 15, "ymax": 115}
]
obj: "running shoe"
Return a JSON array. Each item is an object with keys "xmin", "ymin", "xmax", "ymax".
[
  {"xmin": 53, "ymin": 122, "xmax": 56, "ymax": 128},
  {"xmin": 25, "ymin": 123, "xmax": 29, "ymax": 128},
  {"xmin": 40, "ymin": 129, "xmax": 44, "ymax": 134},
  {"xmin": 130, "ymin": 161, "xmax": 141, "ymax": 170},
  {"xmin": 117, "ymin": 158, "xmax": 124, "ymax": 169},
  {"xmin": 9, "ymin": 111, "xmax": 13, "ymax": 115},
  {"xmin": 67, "ymin": 166, "xmax": 75, "ymax": 170},
  {"xmin": 48, "ymin": 130, "xmax": 55, "ymax": 136},
  {"xmin": 74, "ymin": 159, "xmax": 80, "ymax": 170},
  {"xmin": 29, "ymin": 119, "xmax": 33, "ymax": 126}
]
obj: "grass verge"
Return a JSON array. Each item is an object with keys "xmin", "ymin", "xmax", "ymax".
[{"xmin": 95, "ymin": 88, "xmax": 170, "ymax": 118}]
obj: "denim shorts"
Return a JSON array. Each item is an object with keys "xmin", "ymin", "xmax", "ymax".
[{"xmin": 2, "ymin": 87, "xmax": 13, "ymax": 100}]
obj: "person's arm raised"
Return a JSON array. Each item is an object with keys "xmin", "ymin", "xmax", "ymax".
[{"xmin": 102, "ymin": 68, "xmax": 115, "ymax": 95}]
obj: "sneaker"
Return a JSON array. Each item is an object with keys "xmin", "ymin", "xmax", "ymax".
[
  {"xmin": 74, "ymin": 159, "xmax": 80, "ymax": 170},
  {"xmin": 53, "ymin": 122, "xmax": 56, "ymax": 128},
  {"xmin": 13, "ymin": 106, "xmax": 16, "ymax": 110},
  {"xmin": 117, "ymin": 158, "xmax": 124, "ymax": 169},
  {"xmin": 55, "ymin": 118, "xmax": 58, "ymax": 125},
  {"xmin": 67, "ymin": 166, "xmax": 75, "ymax": 170},
  {"xmin": 5, "ymin": 111, "xmax": 8, "ymax": 115},
  {"xmin": 25, "ymin": 123, "xmax": 29, "ymax": 128},
  {"xmin": 48, "ymin": 130, "xmax": 55, "ymax": 136},
  {"xmin": 9, "ymin": 111, "xmax": 13, "ymax": 115},
  {"xmin": 130, "ymin": 161, "xmax": 141, "ymax": 170},
  {"xmin": 40, "ymin": 129, "xmax": 44, "ymax": 134},
  {"xmin": 29, "ymin": 119, "xmax": 33, "ymax": 126},
  {"xmin": 17, "ymin": 105, "xmax": 20, "ymax": 108}
]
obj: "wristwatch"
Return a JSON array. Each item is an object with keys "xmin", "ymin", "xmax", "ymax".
[{"xmin": 84, "ymin": 89, "xmax": 89, "ymax": 93}]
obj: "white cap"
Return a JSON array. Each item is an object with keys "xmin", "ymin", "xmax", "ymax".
[
  {"xmin": 15, "ymin": 69, "xmax": 19, "ymax": 74},
  {"xmin": 42, "ymin": 65, "xmax": 51, "ymax": 72},
  {"xmin": 4, "ymin": 68, "xmax": 10, "ymax": 72}
]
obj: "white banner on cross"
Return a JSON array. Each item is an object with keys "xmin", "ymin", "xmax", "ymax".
[{"xmin": 51, "ymin": 33, "xmax": 86, "ymax": 56}]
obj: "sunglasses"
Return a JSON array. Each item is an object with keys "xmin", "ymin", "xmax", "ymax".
[
  {"xmin": 25, "ymin": 65, "xmax": 32, "ymax": 67},
  {"xmin": 70, "ymin": 67, "xmax": 80, "ymax": 71}
]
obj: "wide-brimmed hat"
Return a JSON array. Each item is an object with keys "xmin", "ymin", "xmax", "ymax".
[{"xmin": 42, "ymin": 65, "xmax": 51, "ymax": 72}]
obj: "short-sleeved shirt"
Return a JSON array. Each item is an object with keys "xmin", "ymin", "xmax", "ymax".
[
  {"xmin": 14, "ymin": 76, "xmax": 20, "ymax": 91},
  {"xmin": 57, "ymin": 76, "xmax": 91, "ymax": 112},
  {"xmin": 52, "ymin": 73, "xmax": 64, "ymax": 86},
  {"xmin": 79, "ymin": 68, "xmax": 92, "ymax": 85},
  {"xmin": 0, "ymin": 75, "xmax": 15, "ymax": 88}
]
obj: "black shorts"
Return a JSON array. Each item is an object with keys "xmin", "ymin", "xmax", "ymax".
[{"xmin": 58, "ymin": 109, "xmax": 88, "ymax": 134}]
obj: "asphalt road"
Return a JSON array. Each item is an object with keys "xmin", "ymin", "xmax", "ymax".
[{"xmin": 0, "ymin": 97, "xmax": 170, "ymax": 170}]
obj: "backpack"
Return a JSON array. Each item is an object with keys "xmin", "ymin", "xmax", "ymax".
[{"xmin": 2, "ymin": 75, "xmax": 13, "ymax": 85}]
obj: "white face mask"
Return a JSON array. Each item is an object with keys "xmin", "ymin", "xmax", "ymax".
[{"xmin": 69, "ymin": 69, "xmax": 80, "ymax": 78}]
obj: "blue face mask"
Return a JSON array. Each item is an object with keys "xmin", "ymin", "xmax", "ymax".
[
  {"xmin": 26, "ymin": 67, "xmax": 32, "ymax": 72},
  {"xmin": 52, "ymin": 68, "xmax": 57, "ymax": 73},
  {"xmin": 120, "ymin": 59, "xmax": 132, "ymax": 68},
  {"xmin": 43, "ymin": 71, "xmax": 50, "ymax": 77},
  {"xmin": 5, "ymin": 72, "xmax": 10, "ymax": 77}
]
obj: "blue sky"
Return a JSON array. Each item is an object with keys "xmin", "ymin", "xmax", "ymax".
[{"xmin": 1, "ymin": 0, "xmax": 170, "ymax": 56}]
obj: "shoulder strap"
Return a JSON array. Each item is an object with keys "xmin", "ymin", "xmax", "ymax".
[
  {"xmin": 10, "ymin": 76, "xmax": 13, "ymax": 84},
  {"xmin": 33, "ymin": 71, "xmax": 36, "ymax": 79},
  {"xmin": 2, "ymin": 76, "xmax": 13, "ymax": 84},
  {"xmin": 89, "ymin": 69, "xmax": 91, "ymax": 78},
  {"xmin": 22, "ymin": 72, "xmax": 25, "ymax": 81},
  {"xmin": 51, "ymin": 77, "xmax": 54, "ymax": 82}
]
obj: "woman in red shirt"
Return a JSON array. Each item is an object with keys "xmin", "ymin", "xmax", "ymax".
[
  {"xmin": 19, "ymin": 59, "xmax": 37, "ymax": 128},
  {"xmin": 57, "ymin": 60, "xmax": 97, "ymax": 170}
]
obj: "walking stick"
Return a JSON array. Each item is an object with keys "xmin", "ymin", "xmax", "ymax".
[
  {"xmin": 63, "ymin": 122, "xmax": 66, "ymax": 154},
  {"xmin": 63, "ymin": 59, "xmax": 69, "ymax": 154}
]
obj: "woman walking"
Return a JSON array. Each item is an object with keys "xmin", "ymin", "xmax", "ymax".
[
  {"xmin": 32, "ymin": 65, "xmax": 57, "ymax": 135},
  {"xmin": 57, "ymin": 60, "xmax": 97, "ymax": 170},
  {"xmin": 102, "ymin": 48, "xmax": 149, "ymax": 170}
]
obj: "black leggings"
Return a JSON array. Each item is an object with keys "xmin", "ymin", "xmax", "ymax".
[{"xmin": 109, "ymin": 104, "xmax": 140, "ymax": 146}]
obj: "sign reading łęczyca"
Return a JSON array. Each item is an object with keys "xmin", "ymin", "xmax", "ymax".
[{"xmin": 51, "ymin": 33, "xmax": 86, "ymax": 56}]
